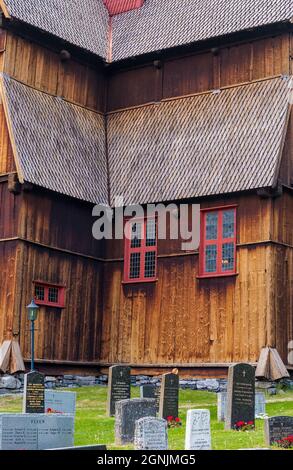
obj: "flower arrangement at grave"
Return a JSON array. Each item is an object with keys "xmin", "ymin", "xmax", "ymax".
[
  {"xmin": 233, "ymin": 420, "xmax": 255, "ymax": 431},
  {"xmin": 166, "ymin": 416, "xmax": 182, "ymax": 428},
  {"xmin": 274, "ymin": 435, "xmax": 293, "ymax": 449}
]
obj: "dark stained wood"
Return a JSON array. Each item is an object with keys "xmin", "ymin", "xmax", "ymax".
[
  {"xmin": 107, "ymin": 34, "xmax": 291, "ymax": 112},
  {"xmin": 18, "ymin": 242, "xmax": 104, "ymax": 362},
  {"xmin": 0, "ymin": 25, "xmax": 292, "ymax": 372},
  {"xmin": 107, "ymin": 64, "xmax": 162, "ymax": 111},
  {"xmin": 3, "ymin": 32, "xmax": 106, "ymax": 112}
]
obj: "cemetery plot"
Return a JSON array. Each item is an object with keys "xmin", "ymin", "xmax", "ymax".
[
  {"xmin": 115, "ymin": 398, "xmax": 156, "ymax": 445},
  {"xmin": 134, "ymin": 417, "xmax": 168, "ymax": 450},
  {"xmin": 225, "ymin": 363, "xmax": 255, "ymax": 430},
  {"xmin": 0, "ymin": 413, "xmax": 74, "ymax": 450},
  {"xmin": 159, "ymin": 373, "xmax": 179, "ymax": 420},
  {"xmin": 45, "ymin": 390, "xmax": 76, "ymax": 415},
  {"xmin": 107, "ymin": 365, "xmax": 131, "ymax": 417},
  {"xmin": 185, "ymin": 409, "xmax": 211, "ymax": 450},
  {"xmin": 23, "ymin": 371, "xmax": 45, "ymax": 414},
  {"xmin": 265, "ymin": 416, "xmax": 293, "ymax": 447}
]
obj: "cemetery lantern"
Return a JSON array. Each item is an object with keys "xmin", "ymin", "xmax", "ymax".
[{"xmin": 26, "ymin": 300, "xmax": 39, "ymax": 371}]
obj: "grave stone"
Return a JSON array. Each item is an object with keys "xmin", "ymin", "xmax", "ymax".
[
  {"xmin": 115, "ymin": 398, "xmax": 156, "ymax": 445},
  {"xmin": 255, "ymin": 392, "xmax": 266, "ymax": 417},
  {"xmin": 45, "ymin": 390, "xmax": 76, "ymax": 415},
  {"xmin": 0, "ymin": 413, "xmax": 74, "ymax": 450},
  {"xmin": 49, "ymin": 445, "xmax": 107, "ymax": 450},
  {"xmin": 225, "ymin": 363, "xmax": 255, "ymax": 430},
  {"xmin": 107, "ymin": 365, "xmax": 131, "ymax": 417},
  {"xmin": 140, "ymin": 384, "xmax": 156, "ymax": 399},
  {"xmin": 185, "ymin": 409, "xmax": 211, "ymax": 450},
  {"xmin": 23, "ymin": 371, "xmax": 45, "ymax": 414},
  {"xmin": 265, "ymin": 416, "xmax": 293, "ymax": 446},
  {"xmin": 134, "ymin": 417, "xmax": 168, "ymax": 450},
  {"xmin": 218, "ymin": 391, "xmax": 266, "ymax": 421},
  {"xmin": 158, "ymin": 373, "xmax": 179, "ymax": 420}
]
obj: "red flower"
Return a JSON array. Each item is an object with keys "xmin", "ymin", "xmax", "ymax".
[
  {"xmin": 167, "ymin": 416, "xmax": 173, "ymax": 422},
  {"xmin": 175, "ymin": 417, "xmax": 181, "ymax": 423},
  {"xmin": 236, "ymin": 421, "xmax": 245, "ymax": 427},
  {"xmin": 248, "ymin": 421, "xmax": 254, "ymax": 426}
]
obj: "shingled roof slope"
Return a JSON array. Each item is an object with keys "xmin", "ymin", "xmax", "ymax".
[
  {"xmin": 107, "ymin": 77, "xmax": 291, "ymax": 205},
  {"xmin": 2, "ymin": 1, "xmax": 293, "ymax": 62},
  {"xmin": 112, "ymin": 0, "xmax": 293, "ymax": 61},
  {"xmin": 2, "ymin": 0, "xmax": 109, "ymax": 59},
  {"xmin": 0, "ymin": 74, "xmax": 108, "ymax": 204}
]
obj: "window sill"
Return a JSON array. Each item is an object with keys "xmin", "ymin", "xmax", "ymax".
[
  {"xmin": 122, "ymin": 278, "xmax": 158, "ymax": 285},
  {"xmin": 197, "ymin": 273, "xmax": 239, "ymax": 280}
]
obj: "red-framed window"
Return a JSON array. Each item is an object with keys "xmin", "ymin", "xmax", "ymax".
[
  {"xmin": 124, "ymin": 217, "xmax": 158, "ymax": 283},
  {"xmin": 34, "ymin": 281, "xmax": 66, "ymax": 308},
  {"xmin": 199, "ymin": 206, "xmax": 237, "ymax": 278}
]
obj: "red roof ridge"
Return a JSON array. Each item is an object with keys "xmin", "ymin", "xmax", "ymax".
[{"xmin": 103, "ymin": 0, "xmax": 144, "ymax": 16}]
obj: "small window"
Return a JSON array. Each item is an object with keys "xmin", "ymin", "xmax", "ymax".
[
  {"xmin": 199, "ymin": 207, "xmax": 237, "ymax": 277},
  {"xmin": 124, "ymin": 217, "xmax": 158, "ymax": 283},
  {"xmin": 34, "ymin": 282, "xmax": 65, "ymax": 308}
]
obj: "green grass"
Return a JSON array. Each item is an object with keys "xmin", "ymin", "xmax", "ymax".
[{"xmin": 0, "ymin": 386, "xmax": 293, "ymax": 450}]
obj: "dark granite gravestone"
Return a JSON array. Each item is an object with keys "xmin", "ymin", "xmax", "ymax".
[
  {"xmin": 265, "ymin": 416, "xmax": 293, "ymax": 446},
  {"xmin": 115, "ymin": 398, "xmax": 156, "ymax": 445},
  {"xmin": 134, "ymin": 417, "xmax": 168, "ymax": 450},
  {"xmin": 23, "ymin": 371, "xmax": 45, "ymax": 414},
  {"xmin": 107, "ymin": 365, "xmax": 131, "ymax": 417},
  {"xmin": 140, "ymin": 384, "xmax": 156, "ymax": 399},
  {"xmin": 225, "ymin": 363, "xmax": 255, "ymax": 430},
  {"xmin": 158, "ymin": 373, "xmax": 179, "ymax": 420}
]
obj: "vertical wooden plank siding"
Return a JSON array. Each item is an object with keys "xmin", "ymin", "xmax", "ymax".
[
  {"xmin": 107, "ymin": 34, "xmax": 290, "ymax": 112},
  {"xmin": 2, "ymin": 33, "xmax": 106, "ymax": 112}
]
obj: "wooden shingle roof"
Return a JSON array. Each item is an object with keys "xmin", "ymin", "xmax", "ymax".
[
  {"xmin": 1, "ymin": 0, "xmax": 293, "ymax": 62},
  {"xmin": 107, "ymin": 77, "xmax": 291, "ymax": 205},
  {"xmin": 0, "ymin": 74, "xmax": 108, "ymax": 204},
  {"xmin": 0, "ymin": 75, "xmax": 291, "ymax": 205},
  {"xmin": 2, "ymin": 0, "xmax": 109, "ymax": 59}
]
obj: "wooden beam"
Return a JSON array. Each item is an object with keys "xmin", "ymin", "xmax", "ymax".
[
  {"xmin": 0, "ymin": 1, "xmax": 11, "ymax": 19},
  {"xmin": 0, "ymin": 75, "xmax": 24, "ymax": 182}
]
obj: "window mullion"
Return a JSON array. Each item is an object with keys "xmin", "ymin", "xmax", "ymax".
[{"xmin": 217, "ymin": 211, "xmax": 223, "ymax": 274}]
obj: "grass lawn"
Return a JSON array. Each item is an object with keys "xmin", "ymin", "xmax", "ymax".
[{"xmin": 0, "ymin": 386, "xmax": 292, "ymax": 450}]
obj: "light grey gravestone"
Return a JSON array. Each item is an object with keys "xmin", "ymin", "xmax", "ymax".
[
  {"xmin": 255, "ymin": 392, "xmax": 266, "ymax": 417},
  {"xmin": 23, "ymin": 371, "xmax": 45, "ymax": 414},
  {"xmin": 265, "ymin": 416, "xmax": 293, "ymax": 446},
  {"xmin": 115, "ymin": 398, "xmax": 156, "ymax": 445},
  {"xmin": 158, "ymin": 373, "xmax": 179, "ymax": 420},
  {"xmin": 107, "ymin": 365, "xmax": 131, "ymax": 417},
  {"xmin": 225, "ymin": 363, "xmax": 255, "ymax": 430},
  {"xmin": 218, "ymin": 391, "xmax": 266, "ymax": 422},
  {"xmin": 45, "ymin": 390, "xmax": 76, "ymax": 415},
  {"xmin": 134, "ymin": 417, "xmax": 168, "ymax": 450},
  {"xmin": 185, "ymin": 409, "xmax": 211, "ymax": 450},
  {"xmin": 0, "ymin": 413, "xmax": 74, "ymax": 450}
]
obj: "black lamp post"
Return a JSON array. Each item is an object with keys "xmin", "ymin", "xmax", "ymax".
[{"xmin": 26, "ymin": 300, "xmax": 39, "ymax": 371}]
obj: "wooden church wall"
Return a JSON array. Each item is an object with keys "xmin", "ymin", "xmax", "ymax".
[
  {"xmin": 107, "ymin": 33, "xmax": 291, "ymax": 112},
  {"xmin": 100, "ymin": 194, "xmax": 282, "ymax": 365},
  {"xmin": 18, "ymin": 242, "xmax": 104, "ymax": 363},
  {"xmin": 2, "ymin": 31, "xmax": 106, "ymax": 112}
]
